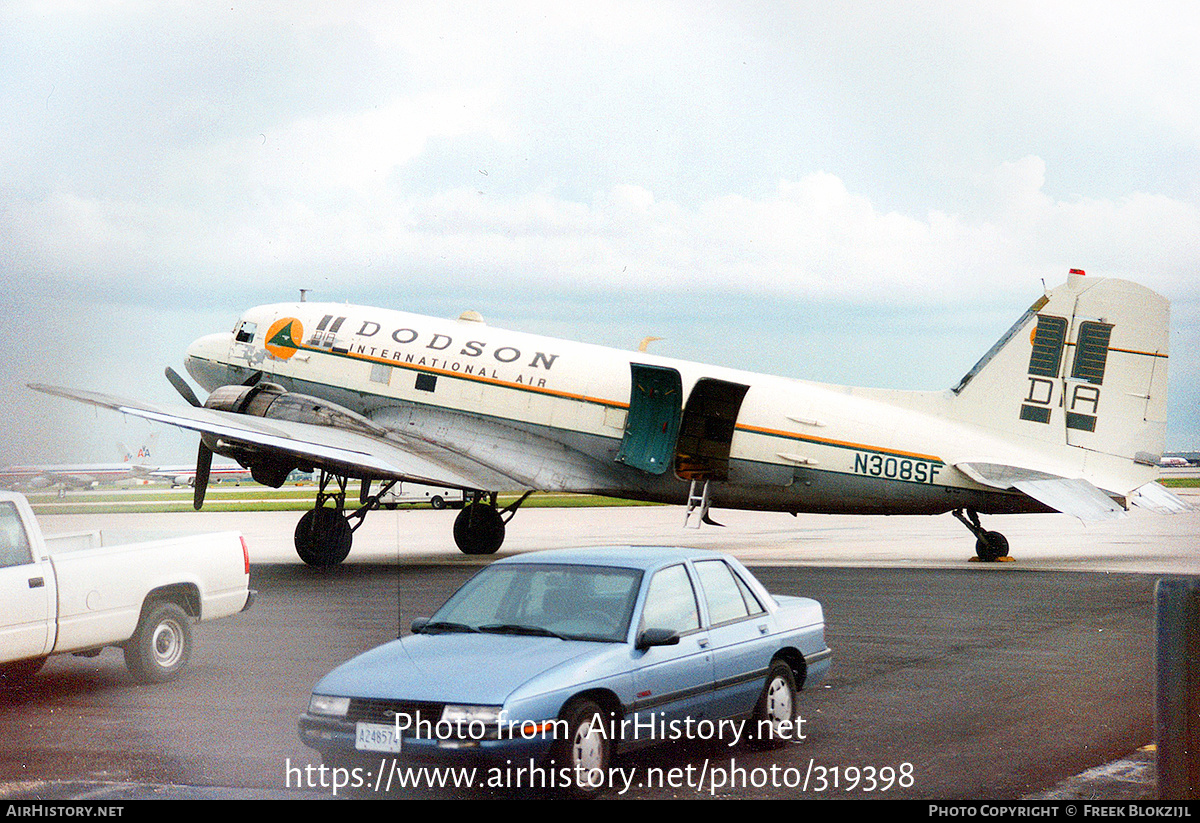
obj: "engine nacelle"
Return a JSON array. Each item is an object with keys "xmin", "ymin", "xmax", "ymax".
[
  {"xmin": 200, "ymin": 381, "xmax": 389, "ymax": 487},
  {"xmin": 204, "ymin": 382, "xmax": 385, "ymax": 437},
  {"xmin": 204, "ymin": 382, "xmax": 288, "ymax": 416}
]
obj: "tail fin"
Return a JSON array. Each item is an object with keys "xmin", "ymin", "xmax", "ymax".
[
  {"xmin": 118, "ymin": 432, "xmax": 160, "ymax": 464},
  {"xmin": 950, "ymin": 272, "xmax": 1169, "ymax": 470}
]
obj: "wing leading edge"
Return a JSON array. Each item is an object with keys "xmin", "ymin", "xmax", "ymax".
[{"xmin": 28, "ymin": 383, "xmax": 517, "ymax": 492}]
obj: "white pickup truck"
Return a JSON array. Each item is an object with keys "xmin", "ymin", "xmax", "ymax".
[{"xmin": 0, "ymin": 491, "xmax": 254, "ymax": 687}]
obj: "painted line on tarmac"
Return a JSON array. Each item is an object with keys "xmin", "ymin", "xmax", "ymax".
[{"xmin": 0, "ymin": 778, "xmax": 333, "ymax": 801}]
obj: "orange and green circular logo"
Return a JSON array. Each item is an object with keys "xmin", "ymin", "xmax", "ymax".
[{"xmin": 265, "ymin": 317, "xmax": 303, "ymax": 359}]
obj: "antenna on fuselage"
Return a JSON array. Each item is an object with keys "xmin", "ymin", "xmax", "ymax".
[{"xmin": 299, "ymin": 289, "xmax": 309, "ymax": 302}]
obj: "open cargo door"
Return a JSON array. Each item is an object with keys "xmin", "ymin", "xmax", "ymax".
[{"xmin": 616, "ymin": 364, "xmax": 683, "ymax": 475}]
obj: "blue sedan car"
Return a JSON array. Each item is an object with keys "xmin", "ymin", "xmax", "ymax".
[{"xmin": 298, "ymin": 546, "xmax": 831, "ymax": 797}]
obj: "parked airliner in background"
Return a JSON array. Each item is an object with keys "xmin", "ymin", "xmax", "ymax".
[
  {"xmin": 147, "ymin": 462, "xmax": 254, "ymax": 487},
  {"xmin": 33, "ymin": 270, "xmax": 1187, "ymax": 566},
  {"xmin": 0, "ymin": 439, "xmax": 158, "ymax": 492},
  {"xmin": 0, "ymin": 436, "xmax": 253, "ymax": 492},
  {"xmin": 0, "ymin": 462, "xmax": 150, "ymax": 492}
]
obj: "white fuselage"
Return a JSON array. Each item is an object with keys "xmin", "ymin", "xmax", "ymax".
[{"xmin": 183, "ymin": 302, "xmax": 1053, "ymax": 516}]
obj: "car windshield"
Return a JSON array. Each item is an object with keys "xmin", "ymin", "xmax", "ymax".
[{"xmin": 427, "ymin": 563, "xmax": 643, "ymax": 643}]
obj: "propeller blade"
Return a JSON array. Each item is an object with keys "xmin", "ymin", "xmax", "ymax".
[
  {"xmin": 166, "ymin": 367, "xmax": 203, "ymax": 408},
  {"xmin": 242, "ymin": 370, "xmax": 264, "ymax": 387},
  {"xmin": 193, "ymin": 442, "xmax": 213, "ymax": 510}
]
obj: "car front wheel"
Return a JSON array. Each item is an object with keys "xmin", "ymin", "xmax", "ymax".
[{"xmin": 552, "ymin": 698, "xmax": 611, "ymax": 798}]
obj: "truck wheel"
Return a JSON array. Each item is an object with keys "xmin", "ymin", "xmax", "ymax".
[
  {"xmin": 0, "ymin": 657, "xmax": 47, "ymax": 690},
  {"xmin": 124, "ymin": 602, "xmax": 192, "ymax": 683}
]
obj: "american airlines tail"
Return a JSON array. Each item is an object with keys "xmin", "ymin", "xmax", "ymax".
[{"xmin": 118, "ymin": 432, "xmax": 160, "ymax": 465}]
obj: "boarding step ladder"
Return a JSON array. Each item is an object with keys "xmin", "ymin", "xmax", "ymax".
[{"xmin": 684, "ymin": 478, "xmax": 714, "ymax": 529}]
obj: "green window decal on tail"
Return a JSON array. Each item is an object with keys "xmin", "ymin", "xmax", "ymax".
[{"xmin": 1020, "ymin": 315, "xmax": 1068, "ymax": 425}]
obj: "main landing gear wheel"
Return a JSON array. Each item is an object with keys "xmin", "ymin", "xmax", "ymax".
[
  {"xmin": 293, "ymin": 470, "xmax": 395, "ymax": 567},
  {"xmin": 452, "ymin": 492, "xmax": 534, "ymax": 556},
  {"xmin": 295, "ymin": 506, "xmax": 353, "ymax": 567},
  {"xmin": 453, "ymin": 503, "xmax": 505, "ymax": 555}
]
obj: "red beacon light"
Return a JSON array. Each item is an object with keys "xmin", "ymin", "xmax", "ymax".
[{"xmin": 1069, "ymin": 268, "xmax": 1086, "ymax": 276}]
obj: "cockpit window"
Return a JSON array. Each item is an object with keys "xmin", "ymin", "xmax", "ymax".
[{"xmin": 234, "ymin": 321, "xmax": 257, "ymax": 344}]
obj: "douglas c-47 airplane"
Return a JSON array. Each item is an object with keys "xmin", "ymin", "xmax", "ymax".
[{"xmin": 32, "ymin": 270, "xmax": 1188, "ymax": 566}]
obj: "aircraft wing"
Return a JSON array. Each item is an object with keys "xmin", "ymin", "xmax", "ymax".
[{"xmin": 28, "ymin": 384, "xmax": 521, "ymax": 491}]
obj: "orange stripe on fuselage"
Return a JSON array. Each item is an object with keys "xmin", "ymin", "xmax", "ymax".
[{"xmin": 295, "ymin": 344, "xmax": 944, "ymax": 465}]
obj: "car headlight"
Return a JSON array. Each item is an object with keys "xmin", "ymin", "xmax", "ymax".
[
  {"xmin": 440, "ymin": 704, "xmax": 504, "ymax": 726},
  {"xmin": 308, "ymin": 694, "xmax": 350, "ymax": 718}
]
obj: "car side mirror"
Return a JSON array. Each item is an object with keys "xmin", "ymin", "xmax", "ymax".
[
  {"xmin": 635, "ymin": 628, "xmax": 680, "ymax": 651},
  {"xmin": 410, "ymin": 617, "xmax": 430, "ymax": 634}
]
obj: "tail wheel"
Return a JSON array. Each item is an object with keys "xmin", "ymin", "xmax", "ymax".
[
  {"xmin": 975, "ymin": 530, "xmax": 1009, "ymax": 562},
  {"xmin": 954, "ymin": 510, "xmax": 1011, "ymax": 562}
]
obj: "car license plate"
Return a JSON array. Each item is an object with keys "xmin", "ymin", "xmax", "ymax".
[{"xmin": 355, "ymin": 722, "xmax": 402, "ymax": 753}]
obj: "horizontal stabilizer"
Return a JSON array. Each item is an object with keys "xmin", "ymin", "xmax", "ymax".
[
  {"xmin": 1010, "ymin": 478, "xmax": 1124, "ymax": 521},
  {"xmin": 956, "ymin": 462, "xmax": 1124, "ymax": 521},
  {"xmin": 1129, "ymin": 482, "xmax": 1193, "ymax": 514}
]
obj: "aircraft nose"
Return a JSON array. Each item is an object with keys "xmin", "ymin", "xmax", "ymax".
[
  {"xmin": 186, "ymin": 332, "xmax": 231, "ymax": 363},
  {"xmin": 184, "ymin": 332, "xmax": 234, "ymax": 390}
]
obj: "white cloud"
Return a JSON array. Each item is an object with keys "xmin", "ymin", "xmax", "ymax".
[
  {"xmin": 171, "ymin": 87, "xmax": 506, "ymax": 207},
  {"xmin": 8, "ymin": 155, "xmax": 1198, "ymax": 311},
  {"xmin": 2, "ymin": 2, "xmax": 1199, "ymax": 456}
]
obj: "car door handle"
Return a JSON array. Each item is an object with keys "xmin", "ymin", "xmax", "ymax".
[
  {"xmin": 758, "ymin": 624, "xmax": 769, "ymax": 634},
  {"xmin": 28, "ymin": 577, "xmax": 44, "ymax": 589},
  {"xmin": 697, "ymin": 638, "xmax": 709, "ymax": 649}
]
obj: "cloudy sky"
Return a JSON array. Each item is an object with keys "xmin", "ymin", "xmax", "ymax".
[{"xmin": 1, "ymin": 0, "xmax": 1197, "ymax": 467}]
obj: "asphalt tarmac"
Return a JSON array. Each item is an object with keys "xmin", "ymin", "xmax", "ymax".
[{"xmin": 2, "ymin": 497, "xmax": 1197, "ymax": 800}]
